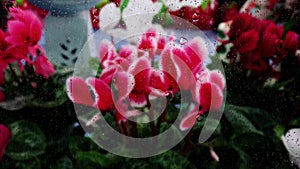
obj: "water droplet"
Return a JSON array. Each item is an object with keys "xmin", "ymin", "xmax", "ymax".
[
  {"xmin": 179, "ymin": 37, "xmax": 188, "ymax": 45},
  {"xmin": 164, "ymin": 90, "xmax": 174, "ymax": 99},
  {"xmin": 192, "ymin": 13, "xmax": 199, "ymax": 22}
]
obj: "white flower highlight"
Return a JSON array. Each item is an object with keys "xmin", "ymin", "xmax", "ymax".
[
  {"xmin": 100, "ymin": 0, "xmax": 164, "ymax": 43},
  {"xmin": 162, "ymin": 0, "xmax": 203, "ymax": 11}
]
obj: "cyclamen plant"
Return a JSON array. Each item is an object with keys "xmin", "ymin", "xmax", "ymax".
[
  {"xmin": 67, "ymin": 28, "xmax": 225, "ymax": 138},
  {"xmin": 217, "ymin": 13, "xmax": 299, "ymax": 82},
  {"xmin": 0, "ymin": 8, "xmax": 55, "ymax": 103}
]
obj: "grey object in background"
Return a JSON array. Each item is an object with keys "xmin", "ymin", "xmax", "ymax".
[
  {"xmin": 26, "ymin": 0, "xmax": 98, "ymax": 66},
  {"xmin": 27, "ymin": 0, "xmax": 99, "ymax": 16},
  {"xmin": 44, "ymin": 14, "xmax": 89, "ymax": 66}
]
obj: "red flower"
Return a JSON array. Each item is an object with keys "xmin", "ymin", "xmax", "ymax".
[
  {"xmin": 283, "ymin": 31, "xmax": 299, "ymax": 56},
  {"xmin": 0, "ymin": 124, "xmax": 12, "ymax": 161},
  {"xmin": 5, "ymin": 8, "xmax": 42, "ymax": 46},
  {"xmin": 221, "ymin": 13, "xmax": 299, "ymax": 78},
  {"xmin": 34, "ymin": 52, "xmax": 55, "ymax": 79},
  {"xmin": 233, "ymin": 29, "xmax": 259, "ymax": 54}
]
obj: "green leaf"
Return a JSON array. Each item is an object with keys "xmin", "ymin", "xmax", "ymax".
[
  {"xmin": 217, "ymin": 30, "xmax": 226, "ymax": 39},
  {"xmin": 201, "ymin": 0, "xmax": 210, "ymax": 10},
  {"xmin": 224, "ymin": 105, "xmax": 264, "ymax": 135},
  {"xmin": 122, "ymin": 159, "xmax": 153, "ymax": 169},
  {"xmin": 88, "ymin": 57, "xmax": 101, "ymax": 71},
  {"xmin": 16, "ymin": 0, "xmax": 23, "ymax": 6},
  {"xmin": 153, "ymin": 12, "xmax": 174, "ymax": 27},
  {"xmin": 274, "ymin": 125, "xmax": 285, "ymax": 139},
  {"xmin": 75, "ymin": 151, "xmax": 121, "ymax": 168},
  {"xmin": 6, "ymin": 121, "xmax": 46, "ymax": 161},
  {"xmin": 289, "ymin": 118, "xmax": 300, "ymax": 126},
  {"xmin": 226, "ymin": 104, "xmax": 276, "ymax": 130},
  {"xmin": 50, "ymin": 156, "xmax": 73, "ymax": 169},
  {"xmin": 283, "ymin": 19, "xmax": 295, "ymax": 39},
  {"xmin": 96, "ymin": 0, "xmax": 109, "ymax": 9},
  {"xmin": 120, "ymin": 0, "xmax": 129, "ymax": 13},
  {"xmin": 0, "ymin": 157, "xmax": 41, "ymax": 169},
  {"xmin": 150, "ymin": 151, "xmax": 197, "ymax": 169}
]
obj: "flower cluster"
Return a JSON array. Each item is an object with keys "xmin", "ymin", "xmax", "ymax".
[
  {"xmin": 219, "ymin": 13, "xmax": 299, "ymax": 79},
  {"xmin": 67, "ymin": 28, "xmax": 225, "ymax": 133},
  {"xmin": 0, "ymin": 8, "xmax": 55, "ymax": 102},
  {"xmin": 169, "ymin": 0, "xmax": 219, "ymax": 30}
]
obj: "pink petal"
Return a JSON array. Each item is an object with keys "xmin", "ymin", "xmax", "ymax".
[
  {"xmin": 119, "ymin": 45, "xmax": 137, "ymax": 59},
  {"xmin": 180, "ymin": 112, "xmax": 197, "ymax": 131},
  {"xmin": 129, "ymin": 93, "xmax": 147, "ymax": 107},
  {"xmin": 157, "ymin": 36, "xmax": 166, "ymax": 53},
  {"xmin": 209, "ymin": 70, "xmax": 226, "ymax": 90},
  {"xmin": 115, "ymin": 110, "xmax": 127, "ymax": 124},
  {"xmin": 86, "ymin": 77, "xmax": 114, "ymax": 111},
  {"xmin": 29, "ymin": 18, "xmax": 42, "ymax": 45},
  {"xmin": 7, "ymin": 20, "xmax": 27, "ymax": 37},
  {"xmin": 160, "ymin": 48, "xmax": 179, "ymax": 81},
  {"xmin": 34, "ymin": 55, "xmax": 55, "ymax": 78},
  {"xmin": 128, "ymin": 58, "xmax": 151, "ymax": 93},
  {"xmin": 98, "ymin": 40, "xmax": 116, "ymax": 68},
  {"xmin": 100, "ymin": 67, "xmax": 117, "ymax": 84},
  {"xmin": 113, "ymin": 72, "xmax": 135, "ymax": 101},
  {"xmin": 172, "ymin": 51, "xmax": 197, "ymax": 90},
  {"xmin": 0, "ymin": 29, "xmax": 5, "ymax": 40},
  {"xmin": 184, "ymin": 37, "xmax": 208, "ymax": 71},
  {"xmin": 5, "ymin": 36, "xmax": 27, "ymax": 46},
  {"xmin": 149, "ymin": 69, "xmax": 179, "ymax": 93},
  {"xmin": 5, "ymin": 45, "xmax": 29, "ymax": 60},
  {"xmin": 66, "ymin": 77, "xmax": 94, "ymax": 106},
  {"xmin": 199, "ymin": 83, "xmax": 223, "ymax": 112}
]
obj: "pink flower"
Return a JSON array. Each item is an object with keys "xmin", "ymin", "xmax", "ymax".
[
  {"xmin": 34, "ymin": 52, "xmax": 56, "ymax": 79},
  {"xmin": 180, "ymin": 69, "xmax": 225, "ymax": 131},
  {"xmin": 67, "ymin": 28, "xmax": 225, "ymax": 131},
  {"xmin": 0, "ymin": 124, "xmax": 12, "ymax": 161},
  {"xmin": 5, "ymin": 8, "xmax": 42, "ymax": 46}
]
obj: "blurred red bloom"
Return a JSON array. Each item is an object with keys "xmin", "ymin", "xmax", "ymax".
[
  {"xmin": 5, "ymin": 8, "xmax": 42, "ymax": 46},
  {"xmin": 170, "ymin": 1, "xmax": 219, "ymax": 30},
  {"xmin": 220, "ymin": 13, "xmax": 299, "ymax": 78},
  {"xmin": 0, "ymin": 124, "xmax": 12, "ymax": 161}
]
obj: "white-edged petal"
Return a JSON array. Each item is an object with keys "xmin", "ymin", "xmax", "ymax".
[{"xmin": 100, "ymin": 3, "xmax": 121, "ymax": 31}]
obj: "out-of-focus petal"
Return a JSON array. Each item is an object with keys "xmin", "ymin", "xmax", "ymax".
[
  {"xmin": 180, "ymin": 112, "xmax": 197, "ymax": 131},
  {"xmin": 66, "ymin": 77, "xmax": 94, "ymax": 106},
  {"xmin": 86, "ymin": 77, "xmax": 114, "ymax": 111},
  {"xmin": 199, "ymin": 82, "xmax": 223, "ymax": 111},
  {"xmin": 0, "ymin": 124, "xmax": 12, "ymax": 161},
  {"xmin": 209, "ymin": 70, "xmax": 226, "ymax": 90}
]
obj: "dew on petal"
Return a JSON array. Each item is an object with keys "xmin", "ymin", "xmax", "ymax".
[
  {"xmin": 179, "ymin": 37, "xmax": 188, "ymax": 45},
  {"xmin": 192, "ymin": 13, "xmax": 199, "ymax": 22}
]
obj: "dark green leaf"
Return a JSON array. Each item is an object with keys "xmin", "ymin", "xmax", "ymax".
[
  {"xmin": 150, "ymin": 151, "xmax": 197, "ymax": 169},
  {"xmin": 50, "ymin": 156, "xmax": 73, "ymax": 169},
  {"xmin": 6, "ymin": 121, "xmax": 46, "ymax": 161},
  {"xmin": 224, "ymin": 105, "xmax": 263, "ymax": 135}
]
